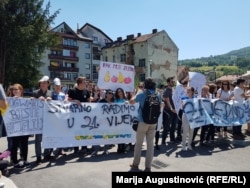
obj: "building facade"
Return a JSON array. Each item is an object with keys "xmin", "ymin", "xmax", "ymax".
[
  {"xmin": 40, "ymin": 23, "xmax": 178, "ymax": 88},
  {"xmin": 102, "ymin": 29, "xmax": 179, "ymax": 84},
  {"xmin": 40, "ymin": 22, "xmax": 113, "ymax": 88}
]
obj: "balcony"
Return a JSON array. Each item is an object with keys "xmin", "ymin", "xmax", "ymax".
[
  {"xmin": 58, "ymin": 44, "xmax": 79, "ymax": 51},
  {"xmin": 48, "ymin": 66, "xmax": 79, "ymax": 72},
  {"xmin": 48, "ymin": 54, "xmax": 79, "ymax": 62}
]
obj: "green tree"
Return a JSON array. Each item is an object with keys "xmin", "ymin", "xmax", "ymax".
[
  {"xmin": 236, "ymin": 58, "xmax": 250, "ymax": 68},
  {"xmin": 0, "ymin": 0, "xmax": 60, "ymax": 88}
]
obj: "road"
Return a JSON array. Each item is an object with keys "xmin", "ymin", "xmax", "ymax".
[{"xmin": 1, "ymin": 125, "xmax": 250, "ymax": 188}]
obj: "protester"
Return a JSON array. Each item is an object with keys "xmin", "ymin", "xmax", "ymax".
[
  {"xmin": 181, "ymin": 86, "xmax": 195, "ymax": 151},
  {"xmin": 67, "ymin": 76, "xmax": 91, "ymax": 155},
  {"xmin": 192, "ymin": 85, "xmax": 210, "ymax": 147},
  {"xmin": 129, "ymin": 77, "xmax": 162, "ymax": 172},
  {"xmin": 51, "ymin": 78, "xmax": 67, "ymax": 158},
  {"xmin": 162, "ymin": 76, "xmax": 178, "ymax": 144},
  {"xmin": 9, "ymin": 83, "xmax": 30, "ymax": 169},
  {"xmin": 232, "ymin": 78, "xmax": 250, "ymax": 139},
  {"xmin": 32, "ymin": 75, "xmax": 53, "ymax": 165},
  {"xmin": 91, "ymin": 89, "xmax": 114, "ymax": 156},
  {"xmin": 216, "ymin": 80, "xmax": 230, "ymax": 138}
]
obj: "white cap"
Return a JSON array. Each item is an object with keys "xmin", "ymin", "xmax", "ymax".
[
  {"xmin": 39, "ymin": 75, "xmax": 50, "ymax": 82},
  {"xmin": 53, "ymin": 78, "xmax": 61, "ymax": 86}
]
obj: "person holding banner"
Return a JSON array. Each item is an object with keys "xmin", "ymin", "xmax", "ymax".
[
  {"xmin": 192, "ymin": 85, "xmax": 211, "ymax": 147},
  {"xmin": 91, "ymin": 89, "xmax": 114, "ymax": 156},
  {"xmin": 232, "ymin": 78, "xmax": 250, "ymax": 140},
  {"xmin": 9, "ymin": 83, "xmax": 30, "ymax": 168},
  {"xmin": 181, "ymin": 86, "xmax": 195, "ymax": 151},
  {"xmin": 51, "ymin": 78, "xmax": 67, "ymax": 158},
  {"xmin": 216, "ymin": 80, "xmax": 230, "ymax": 138},
  {"xmin": 67, "ymin": 76, "xmax": 91, "ymax": 155},
  {"xmin": 32, "ymin": 75, "xmax": 53, "ymax": 165},
  {"xmin": 114, "ymin": 88, "xmax": 129, "ymax": 154}
]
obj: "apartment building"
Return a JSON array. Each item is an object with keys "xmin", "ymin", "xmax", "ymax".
[
  {"xmin": 40, "ymin": 22, "xmax": 113, "ymax": 88},
  {"xmin": 40, "ymin": 23, "xmax": 178, "ymax": 88}
]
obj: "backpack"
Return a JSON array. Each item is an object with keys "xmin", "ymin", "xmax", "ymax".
[{"xmin": 142, "ymin": 90, "xmax": 161, "ymax": 124}]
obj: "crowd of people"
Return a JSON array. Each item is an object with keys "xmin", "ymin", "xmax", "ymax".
[{"xmin": 0, "ymin": 72, "xmax": 250, "ymax": 174}]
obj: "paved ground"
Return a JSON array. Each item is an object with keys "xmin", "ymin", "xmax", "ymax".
[{"xmin": 0, "ymin": 125, "xmax": 250, "ymax": 188}]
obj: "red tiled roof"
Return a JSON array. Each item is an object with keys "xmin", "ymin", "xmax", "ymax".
[{"xmin": 216, "ymin": 75, "xmax": 239, "ymax": 81}]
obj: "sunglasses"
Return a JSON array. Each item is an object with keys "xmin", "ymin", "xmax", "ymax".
[{"xmin": 138, "ymin": 86, "xmax": 144, "ymax": 88}]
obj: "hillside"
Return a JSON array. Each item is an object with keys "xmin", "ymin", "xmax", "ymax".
[{"xmin": 178, "ymin": 46, "xmax": 250, "ymax": 65}]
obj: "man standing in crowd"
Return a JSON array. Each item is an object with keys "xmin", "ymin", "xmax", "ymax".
[
  {"xmin": 32, "ymin": 76, "xmax": 53, "ymax": 165},
  {"xmin": 129, "ymin": 77, "xmax": 162, "ymax": 172},
  {"xmin": 162, "ymin": 76, "xmax": 178, "ymax": 144},
  {"xmin": 233, "ymin": 78, "xmax": 250, "ymax": 140},
  {"xmin": 67, "ymin": 76, "xmax": 91, "ymax": 154}
]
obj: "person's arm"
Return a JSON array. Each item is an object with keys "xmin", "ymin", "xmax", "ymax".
[
  {"xmin": 242, "ymin": 92, "xmax": 250, "ymax": 99},
  {"xmin": 129, "ymin": 96, "xmax": 136, "ymax": 104},
  {"xmin": 0, "ymin": 84, "xmax": 7, "ymax": 109},
  {"xmin": 0, "ymin": 99, "xmax": 7, "ymax": 110}
]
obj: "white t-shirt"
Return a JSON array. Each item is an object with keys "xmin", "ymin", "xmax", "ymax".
[
  {"xmin": 217, "ymin": 88, "xmax": 230, "ymax": 101},
  {"xmin": 233, "ymin": 86, "xmax": 244, "ymax": 103}
]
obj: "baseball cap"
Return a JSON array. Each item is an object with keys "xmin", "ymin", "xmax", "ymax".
[
  {"xmin": 39, "ymin": 75, "xmax": 50, "ymax": 82},
  {"xmin": 53, "ymin": 78, "xmax": 61, "ymax": 86}
]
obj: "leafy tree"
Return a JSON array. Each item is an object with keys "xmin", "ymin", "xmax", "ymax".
[
  {"xmin": 0, "ymin": 0, "xmax": 60, "ymax": 88},
  {"xmin": 235, "ymin": 58, "xmax": 250, "ymax": 68}
]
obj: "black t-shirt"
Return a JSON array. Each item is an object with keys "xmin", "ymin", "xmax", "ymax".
[
  {"xmin": 163, "ymin": 87, "xmax": 175, "ymax": 110},
  {"xmin": 67, "ymin": 87, "xmax": 90, "ymax": 102}
]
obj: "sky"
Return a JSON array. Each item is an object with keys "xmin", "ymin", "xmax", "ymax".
[{"xmin": 43, "ymin": 0, "xmax": 250, "ymax": 60}]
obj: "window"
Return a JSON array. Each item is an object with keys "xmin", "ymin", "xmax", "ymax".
[
  {"xmin": 85, "ymin": 53, "xmax": 90, "ymax": 59},
  {"xmin": 92, "ymin": 36, "xmax": 98, "ymax": 42},
  {"xmin": 93, "ymin": 54, "xmax": 100, "ymax": 60},
  {"xmin": 120, "ymin": 54, "xmax": 126, "ymax": 62},
  {"xmin": 70, "ymin": 51, "xmax": 76, "ymax": 57},
  {"xmin": 51, "ymin": 50, "xmax": 62, "ymax": 56},
  {"xmin": 63, "ymin": 38, "xmax": 77, "ymax": 46},
  {"xmin": 105, "ymin": 56, "xmax": 108, "ymax": 61},
  {"xmin": 85, "ymin": 74, "xmax": 90, "ymax": 80},
  {"xmin": 104, "ymin": 39, "xmax": 109, "ymax": 44},
  {"xmin": 139, "ymin": 74, "xmax": 145, "ymax": 81},
  {"xmin": 65, "ymin": 62, "xmax": 75, "ymax": 68},
  {"xmin": 85, "ymin": 64, "xmax": 90, "ymax": 69},
  {"xmin": 92, "ymin": 65, "xmax": 98, "ymax": 74},
  {"xmin": 84, "ymin": 43, "xmax": 90, "ymax": 48},
  {"xmin": 93, "ymin": 73, "xmax": 98, "ymax": 80},
  {"xmin": 113, "ymin": 55, "xmax": 115, "ymax": 62},
  {"xmin": 139, "ymin": 59, "xmax": 146, "ymax": 67}
]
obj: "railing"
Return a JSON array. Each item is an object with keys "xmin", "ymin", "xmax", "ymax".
[
  {"xmin": 48, "ymin": 54, "xmax": 79, "ymax": 61},
  {"xmin": 48, "ymin": 66, "xmax": 79, "ymax": 72}
]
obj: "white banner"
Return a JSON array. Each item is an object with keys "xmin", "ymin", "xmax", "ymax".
[
  {"xmin": 3, "ymin": 97, "xmax": 44, "ymax": 137},
  {"xmin": 42, "ymin": 101, "xmax": 138, "ymax": 148},
  {"xmin": 183, "ymin": 98, "xmax": 250, "ymax": 129}
]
